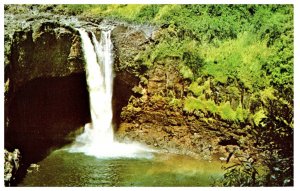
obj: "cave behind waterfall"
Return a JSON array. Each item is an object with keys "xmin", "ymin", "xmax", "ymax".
[{"xmin": 5, "ymin": 73, "xmax": 91, "ymax": 163}]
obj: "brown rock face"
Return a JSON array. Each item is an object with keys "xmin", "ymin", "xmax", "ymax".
[
  {"xmin": 114, "ymin": 61, "xmax": 221, "ymax": 160},
  {"xmin": 147, "ymin": 61, "xmax": 184, "ymax": 97},
  {"xmin": 111, "ymin": 25, "xmax": 151, "ymax": 74},
  {"xmin": 111, "ymin": 25, "xmax": 153, "ymax": 128},
  {"xmin": 112, "ymin": 70, "xmax": 140, "ymax": 129},
  {"xmin": 7, "ymin": 22, "xmax": 84, "ymax": 93}
]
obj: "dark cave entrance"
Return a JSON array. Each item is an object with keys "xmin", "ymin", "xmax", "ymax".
[{"xmin": 5, "ymin": 73, "xmax": 91, "ymax": 164}]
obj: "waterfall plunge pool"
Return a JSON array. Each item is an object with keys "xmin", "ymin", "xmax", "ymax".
[
  {"xmin": 19, "ymin": 28, "xmax": 224, "ymax": 187},
  {"xmin": 19, "ymin": 148, "xmax": 224, "ymax": 187}
]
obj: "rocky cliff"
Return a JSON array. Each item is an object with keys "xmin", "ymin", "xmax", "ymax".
[
  {"xmin": 115, "ymin": 61, "xmax": 234, "ymax": 160},
  {"xmin": 4, "ymin": 9, "xmax": 156, "ymax": 167},
  {"xmin": 5, "ymin": 13, "xmax": 89, "ymax": 168},
  {"xmin": 5, "ymin": 7, "xmax": 234, "ymax": 170}
]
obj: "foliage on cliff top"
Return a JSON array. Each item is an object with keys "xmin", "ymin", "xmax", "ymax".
[{"xmin": 59, "ymin": 5, "xmax": 293, "ymax": 186}]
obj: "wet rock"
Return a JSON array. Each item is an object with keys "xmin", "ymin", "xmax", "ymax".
[
  {"xmin": 7, "ymin": 21, "xmax": 84, "ymax": 93},
  {"xmin": 27, "ymin": 164, "xmax": 40, "ymax": 173},
  {"xmin": 111, "ymin": 25, "xmax": 153, "ymax": 75},
  {"xmin": 4, "ymin": 149, "xmax": 21, "ymax": 186}
]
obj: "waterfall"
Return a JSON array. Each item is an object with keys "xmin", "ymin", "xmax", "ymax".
[{"xmin": 68, "ymin": 28, "xmax": 152, "ymax": 158}]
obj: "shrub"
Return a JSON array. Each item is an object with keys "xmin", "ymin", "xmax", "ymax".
[
  {"xmin": 179, "ymin": 64, "xmax": 194, "ymax": 81},
  {"xmin": 188, "ymin": 82, "xmax": 202, "ymax": 96},
  {"xmin": 169, "ymin": 98, "xmax": 183, "ymax": 108},
  {"xmin": 218, "ymin": 101, "xmax": 237, "ymax": 121},
  {"xmin": 183, "ymin": 97, "xmax": 203, "ymax": 113},
  {"xmin": 252, "ymin": 109, "xmax": 267, "ymax": 126}
]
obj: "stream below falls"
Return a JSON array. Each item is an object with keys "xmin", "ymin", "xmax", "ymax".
[{"xmin": 19, "ymin": 148, "xmax": 224, "ymax": 187}]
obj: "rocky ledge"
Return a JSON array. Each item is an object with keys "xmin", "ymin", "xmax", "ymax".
[{"xmin": 115, "ymin": 61, "xmax": 243, "ymax": 160}]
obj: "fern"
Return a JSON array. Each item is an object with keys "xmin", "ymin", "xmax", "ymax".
[
  {"xmin": 218, "ymin": 101, "xmax": 237, "ymax": 121},
  {"xmin": 236, "ymin": 105, "xmax": 249, "ymax": 122},
  {"xmin": 205, "ymin": 99, "xmax": 218, "ymax": 116},
  {"xmin": 252, "ymin": 109, "xmax": 267, "ymax": 126},
  {"xmin": 188, "ymin": 82, "xmax": 202, "ymax": 96},
  {"xmin": 183, "ymin": 97, "xmax": 203, "ymax": 113}
]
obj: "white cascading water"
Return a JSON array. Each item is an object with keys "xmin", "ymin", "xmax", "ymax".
[{"xmin": 68, "ymin": 28, "xmax": 152, "ymax": 158}]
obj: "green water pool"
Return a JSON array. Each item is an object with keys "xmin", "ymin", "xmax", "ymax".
[{"xmin": 19, "ymin": 149, "xmax": 224, "ymax": 187}]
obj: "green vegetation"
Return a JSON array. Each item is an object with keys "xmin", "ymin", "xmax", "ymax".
[{"xmin": 27, "ymin": 4, "xmax": 293, "ymax": 186}]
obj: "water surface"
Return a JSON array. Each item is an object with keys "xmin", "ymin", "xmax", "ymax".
[{"xmin": 20, "ymin": 149, "xmax": 224, "ymax": 187}]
